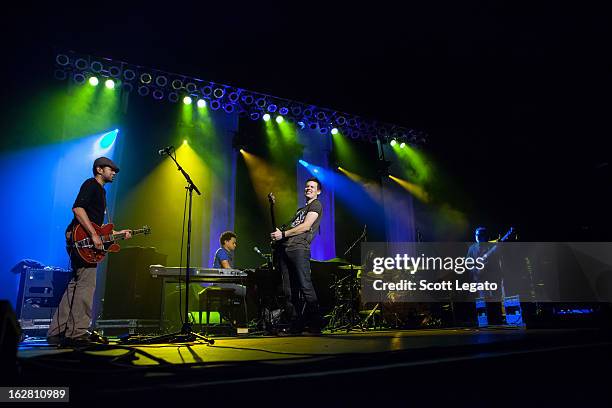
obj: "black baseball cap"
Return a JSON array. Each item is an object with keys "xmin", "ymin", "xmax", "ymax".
[{"xmin": 93, "ymin": 157, "xmax": 120, "ymax": 173}]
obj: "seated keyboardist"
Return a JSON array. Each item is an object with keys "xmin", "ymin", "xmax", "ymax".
[{"xmin": 207, "ymin": 231, "xmax": 246, "ymax": 297}]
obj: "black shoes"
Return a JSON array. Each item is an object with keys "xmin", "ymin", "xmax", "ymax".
[{"xmin": 49, "ymin": 330, "xmax": 109, "ymax": 347}]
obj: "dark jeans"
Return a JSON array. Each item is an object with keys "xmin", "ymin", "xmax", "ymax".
[{"xmin": 278, "ymin": 248, "xmax": 320, "ymax": 328}]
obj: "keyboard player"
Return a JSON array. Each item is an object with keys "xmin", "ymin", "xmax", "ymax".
[{"xmin": 208, "ymin": 231, "xmax": 246, "ymax": 297}]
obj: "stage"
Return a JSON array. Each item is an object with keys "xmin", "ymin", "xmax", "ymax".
[{"xmin": 15, "ymin": 327, "xmax": 612, "ymax": 405}]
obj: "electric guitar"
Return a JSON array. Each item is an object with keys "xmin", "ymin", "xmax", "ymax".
[
  {"xmin": 71, "ymin": 222, "xmax": 151, "ymax": 263},
  {"xmin": 481, "ymin": 227, "xmax": 515, "ymax": 261}
]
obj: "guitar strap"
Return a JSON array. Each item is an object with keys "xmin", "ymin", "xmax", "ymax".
[{"xmin": 103, "ymin": 191, "xmax": 113, "ymax": 225}]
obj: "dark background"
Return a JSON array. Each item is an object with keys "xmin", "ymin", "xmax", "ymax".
[{"xmin": 2, "ymin": 2, "xmax": 611, "ymax": 242}]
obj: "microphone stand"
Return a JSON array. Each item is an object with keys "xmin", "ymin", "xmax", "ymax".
[
  {"xmin": 137, "ymin": 149, "xmax": 213, "ymax": 345},
  {"xmin": 337, "ymin": 225, "xmax": 367, "ymax": 332}
]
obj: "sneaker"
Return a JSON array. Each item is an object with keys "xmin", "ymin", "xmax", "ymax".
[{"xmin": 87, "ymin": 330, "xmax": 109, "ymax": 344}]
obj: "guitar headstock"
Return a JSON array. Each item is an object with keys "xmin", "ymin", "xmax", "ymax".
[
  {"xmin": 268, "ymin": 192, "xmax": 276, "ymax": 205},
  {"xmin": 500, "ymin": 227, "xmax": 515, "ymax": 242}
]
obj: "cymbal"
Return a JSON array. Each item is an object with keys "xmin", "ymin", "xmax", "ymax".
[
  {"xmin": 337, "ymin": 264, "xmax": 364, "ymax": 270},
  {"xmin": 310, "ymin": 257, "xmax": 352, "ymax": 265}
]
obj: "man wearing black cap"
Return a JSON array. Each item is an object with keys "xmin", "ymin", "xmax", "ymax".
[{"xmin": 47, "ymin": 157, "xmax": 132, "ymax": 345}]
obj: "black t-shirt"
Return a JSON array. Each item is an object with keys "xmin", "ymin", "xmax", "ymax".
[
  {"xmin": 66, "ymin": 178, "xmax": 107, "ymax": 234},
  {"xmin": 283, "ymin": 199, "xmax": 323, "ymax": 251}
]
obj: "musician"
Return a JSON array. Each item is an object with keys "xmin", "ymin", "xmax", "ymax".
[
  {"xmin": 213, "ymin": 231, "xmax": 237, "ymax": 268},
  {"xmin": 466, "ymin": 226, "xmax": 503, "ymax": 324},
  {"xmin": 47, "ymin": 157, "xmax": 132, "ymax": 345},
  {"xmin": 270, "ymin": 177, "xmax": 323, "ymax": 334}
]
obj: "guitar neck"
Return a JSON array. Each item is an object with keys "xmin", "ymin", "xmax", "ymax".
[{"xmin": 111, "ymin": 229, "xmax": 146, "ymax": 241}]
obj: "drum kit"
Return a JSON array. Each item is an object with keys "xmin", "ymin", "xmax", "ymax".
[{"xmin": 324, "ymin": 262, "xmax": 404, "ymax": 332}]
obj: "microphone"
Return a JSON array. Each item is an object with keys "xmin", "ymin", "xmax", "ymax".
[
  {"xmin": 253, "ymin": 246, "xmax": 268, "ymax": 260},
  {"xmin": 158, "ymin": 146, "xmax": 174, "ymax": 156}
]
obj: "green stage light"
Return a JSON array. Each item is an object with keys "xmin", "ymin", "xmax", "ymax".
[
  {"xmin": 390, "ymin": 139, "xmax": 397, "ymax": 147},
  {"xmin": 104, "ymin": 79, "xmax": 115, "ymax": 89},
  {"xmin": 276, "ymin": 115, "xmax": 284, "ymax": 123},
  {"xmin": 400, "ymin": 142, "xmax": 406, "ymax": 148},
  {"xmin": 331, "ymin": 128, "xmax": 339, "ymax": 135},
  {"xmin": 263, "ymin": 113, "xmax": 271, "ymax": 122},
  {"xmin": 89, "ymin": 77, "xmax": 99, "ymax": 86},
  {"xmin": 197, "ymin": 99, "xmax": 206, "ymax": 108},
  {"xmin": 183, "ymin": 96, "xmax": 192, "ymax": 105}
]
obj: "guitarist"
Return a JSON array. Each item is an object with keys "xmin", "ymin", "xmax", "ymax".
[
  {"xmin": 466, "ymin": 226, "xmax": 509, "ymax": 325},
  {"xmin": 47, "ymin": 157, "xmax": 132, "ymax": 345},
  {"xmin": 270, "ymin": 178, "xmax": 323, "ymax": 334}
]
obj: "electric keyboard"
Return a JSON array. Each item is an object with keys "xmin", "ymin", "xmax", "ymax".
[{"xmin": 149, "ymin": 265, "xmax": 248, "ymax": 279}]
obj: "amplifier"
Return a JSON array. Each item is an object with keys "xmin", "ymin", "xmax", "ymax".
[{"xmin": 16, "ymin": 268, "xmax": 72, "ymax": 336}]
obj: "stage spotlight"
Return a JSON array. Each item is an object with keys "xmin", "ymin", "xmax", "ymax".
[
  {"xmin": 303, "ymin": 108, "xmax": 313, "ymax": 117},
  {"xmin": 75, "ymin": 58, "xmax": 88, "ymax": 70},
  {"xmin": 109, "ymin": 66, "xmax": 121, "ymax": 78},
  {"xmin": 186, "ymin": 82, "xmax": 197, "ymax": 93},
  {"xmin": 197, "ymin": 99, "xmax": 206, "ymax": 108},
  {"xmin": 183, "ymin": 96, "xmax": 193, "ymax": 105},
  {"xmin": 56, "ymin": 54, "xmax": 69, "ymax": 66},
  {"xmin": 138, "ymin": 86, "xmax": 150, "ymax": 96},
  {"xmin": 263, "ymin": 113, "xmax": 271, "ymax": 122},
  {"xmin": 210, "ymin": 100, "xmax": 221, "ymax": 110},
  {"xmin": 202, "ymin": 85, "xmax": 213, "ymax": 96},
  {"xmin": 89, "ymin": 76, "xmax": 99, "ymax": 86},
  {"xmin": 297, "ymin": 121, "xmax": 306, "ymax": 129},
  {"xmin": 172, "ymin": 79, "xmax": 183, "ymax": 89},
  {"xmin": 213, "ymin": 87, "xmax": 225, "ymax": 98},
  {"xmin": 336, "ymin": 116, "xmax": 346, "ymax": 125},
  {"xmin": 228, "ymin": 92, "xmax": 239, "ymax": 103},
  {"xmin": 313, "ymin": 168, "xmax": 319, "ymax": 173},
  {"xmin": 299, "ymin": 160, "xmax": 309, "ymax": 167},
  {"xmin": 123, "ymin": 69, "xmax": 136, "ymax": 81},
  {"xmin": 319, "ymin": 127, "xmax": 328, "ymax": 134},
  {"xmin": 153, "ymin": 89, "xmax": 164, "ymax": 100},
  {"xmin": 140, "ymin": 73, "xmax": 152, "ymax": 84},
  {"xmin": 267, "ymin": 104, "xmax": 278, "ymax": 113},
  {"xmin": 348, "ymin": 118, "xmax": 357, "ymax": 127},
  {"xmin": 279, "ymin": 107, "xmax": 289, "ymax": 115},
  {"xmin": 239, "ymin": 148, "xmax": 245, "ymax": 153},
  {"xmin": 291, "ymin": 106, "xmax": 302, "ymax": 116},
  {"xmin": 90, "ymin": 61, "xmax": 103, "ymax": 73},
  {"xmin": 331, "ymin": 128, "xmax": 339, "ymax": 135},
  {"xmin": 250, "ymin": 112, "xmax": 261, "ymax": 120},
  {"xmin": 223, "ymin": 103, "xmax": 235, "ymax": 113},
  {"xmin": 99, "ymin": 129, "xmax": 118, "ymax": 149},
  {"xmin": 183, "ymin": 139, "xmax": 188, "ymax": 145},
  {"xmin": 72, "ymin": 74, "xmax": 84, "ymax": 86},
  {"xmin": 104, "ymin": 79, "xmax": 115, "ymax": 89},
  {"xmin": 276, "ymin": 115, "xmax": 284, "ymax": 123},
  {"xmin": 168, "ymin": 92, "xmax": 179, "ymax": 103},
  {"xmin": 242, "ymin": 94, "xmax": 254, "ymax": 105},
  {"xmin": 308, "ymin": 122, "xmax": 318, "ymax": 130},
  {"xmin": 400, "ymin": 142, "xmax": 406, "ymax": 148},
  {"xmin": 390, "ymin": 139, "xmax": 397, "ymax": 147},
  {"xmin": 256, "ymin": 97, "xmax": 267, "ymax": 108},
  {"xmin": 155, "ymin": 75, "xmax": 168, "ymax": 87},
  {"xmin": 316, "ymin": 111, "xmax": 327, "ymax": 121}
]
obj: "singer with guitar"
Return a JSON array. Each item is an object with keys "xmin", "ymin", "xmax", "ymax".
[
  {"xmin": 47, "ymin": 157, "xmax": 133, "ymax": 345},
  {"xmin": 270, "ymin": 177, "xmax": 323, "ymax": 335}
]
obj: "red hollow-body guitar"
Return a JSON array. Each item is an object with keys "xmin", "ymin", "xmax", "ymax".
[{"xmin": 71, "ymin": 222, "xmax": 151, "ymax": 263}]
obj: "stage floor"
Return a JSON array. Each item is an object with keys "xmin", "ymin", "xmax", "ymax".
[{"xmin": 14, "ymin": 327, "xmax": 612, "ymax": 405}]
